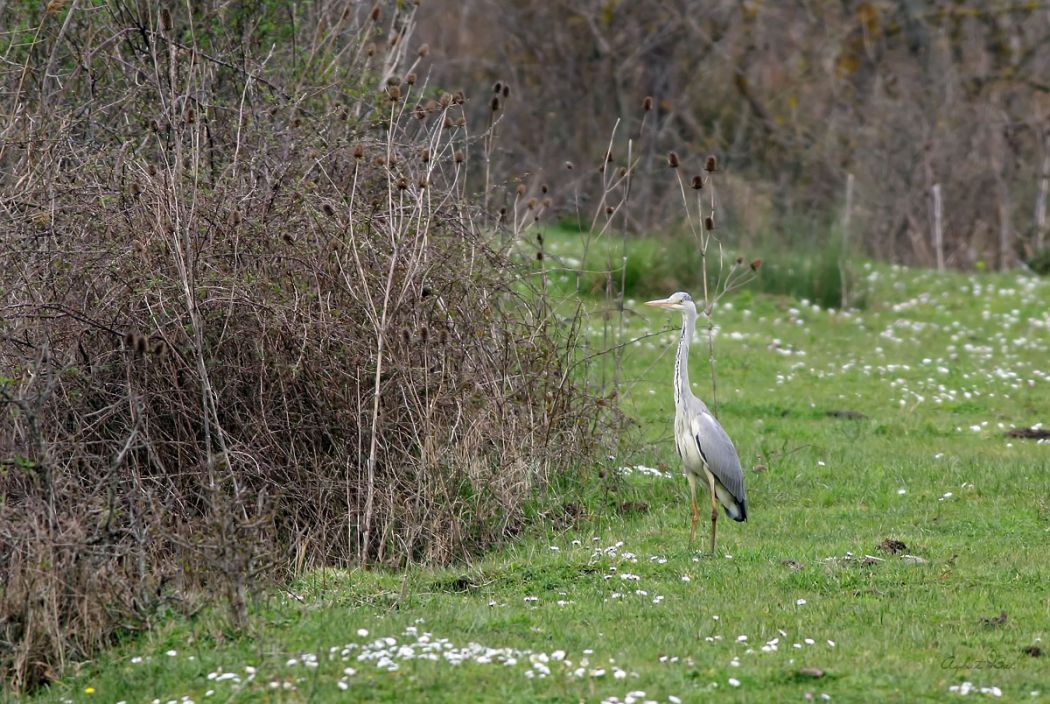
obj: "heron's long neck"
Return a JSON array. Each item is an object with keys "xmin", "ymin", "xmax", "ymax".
[{"xmin": 674, "ymin": 307, "xmax": 696, "ymax": 406}]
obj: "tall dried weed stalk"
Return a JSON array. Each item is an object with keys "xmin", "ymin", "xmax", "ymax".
[{"xmin": 0, "ymin": 1, "xmax": 604, "ymax": 689}]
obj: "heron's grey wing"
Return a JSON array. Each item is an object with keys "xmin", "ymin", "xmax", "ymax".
[{"xmin": 687, "ymin": 398, "xmax": 746, "ymax": 504}]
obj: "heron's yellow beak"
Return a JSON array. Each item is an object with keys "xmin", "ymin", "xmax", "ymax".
[{"xmin": 644, "ymin": 298, "xmax": 674, "ymax": 309}]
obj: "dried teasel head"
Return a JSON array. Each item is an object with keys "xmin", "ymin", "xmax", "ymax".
[
  {"xmin": 527, "ymin": 197, "xmax": 538, "ymax": 209},
  {"xmin": 536, "ymin": 232, "xmax": 544, "ymax": 245},
  {"xmin": 705, "ymin": 155, "xmax": 717, "ymax": 172},
  {"xmin": 386, "ymin": 85, "xmax": 401, "ymax": 101},
  {"xmin": 420, "ymin": 148, "xmax": 430, "ymax": 163},
  {"xmin": 750, "ymin": 257, "xmax": 763, "ymax": 271},
  {"xmin": 396, "ymin": 177, "xmax": 408, "ymax": 190},
  {"xmin": 151, "ymin": 339, "xmax": 167, "ymax": 357},
  {"xmin": 667, "ymin": 151, "xmax": 679, "ymax": 168},
  {"xmin": 516, "ymin": 184, "xmax": 527, "ymax": 195},
  {"xmin": 493, "ymin": 81, "xmax": 503, "ymax": 94},
  {"xmin": 401, "ymin": 328, "xmax": 411, "ymax": 346},
  {"xmin": 407, "ymin": 73, "xmax": 418, "ymax": 86},
  {"xmin": 159, "ymin": 7, "xmax": 172, "ymax": 32},
  {"xmin": 643, "ymin": 95, "xmax": 653, "ymax": 112},
  {"xmin": 735, "ymin": 255, "xmax": 744, "ymax": 265},
  {"xmin": 606, "ymin": 205, "xmax": 614, "ymax": 215},
  {"xmin": 704, "ymin": 216, "xmax": 715, "ymax": 230},
  {"xmin": 366, "ymin": 43, "xmax": 376, "ymax": 57},
  {"xmin": 691, "ymin": 175, "xmax": 704, "ymax": 189},
  {"xmin": 564, "ymin": 160, "xmax": 574, "ymax": 170},
  {"xmin": 502, "ymin": 84, "xmax": 510, "ymax": 98},
  {"xmin": 536, "ymin": 251, "xmax": 544, "ymax": 261},
  {"xmin": 417, "ymin": 43, "xmax": 430, "ymax": 57},
  {"xmin": 455, "ymin": 116, "xmax": 466, "ymax": 127},
  {"xmin": 541, "ymin": 184, "xmax": 548, "ymax": 194},
  {"xmin": 542, "ymin": 197, "xmax": 552, "ymax": 209},
  {"xmin": 353, "ymin": 143, "xmax": 365, "ymax": 159},
  {"xmin": 323, "ymin": 202, "xmax": 335, "ymax": 217},
  {"xmin": 418, "ymin": 177, "xmax": 428, "ymax": 189},
  {"xmin": 439, "ymin": 93, "xmax": 452, "ymax": 108},
  {"xmin": 491, "ymin": 96, "xmax": 501, "ymax": 112},
  {"xmin": 386, "ymin": 75, "xmax": 401, "ymax": 86},
  {"xmin": 453, "ymin": 150, "xmax": 464, "ymax": 164},
  {"xmin": 452, "ymin": 90, "xmax": 466, "ymax": 105},
  {"xmin": 135, "ymin": 334, "xmax": 148, "ymax": 355},
  {"xmin": 370, "ymin": 4, "xmax": 381, "ymax": 21},
  {"xmin": 414, "ymin": 105, "xmax": 426, "ymax": 120}
]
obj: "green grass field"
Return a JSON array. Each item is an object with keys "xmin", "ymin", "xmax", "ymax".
[{"xmin": 30, "ymin": 239, "xmax": 1050, "ymax": 703}]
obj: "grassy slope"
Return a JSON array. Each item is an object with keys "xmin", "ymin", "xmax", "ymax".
[{"xmin": 30, "ymin": 240, "xmax": 1050, "ymax": 703}]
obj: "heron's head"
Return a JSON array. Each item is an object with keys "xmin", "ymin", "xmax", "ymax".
[{"xmin": 644, "ymin": 292, "xmax": 694, "ymax": 312}]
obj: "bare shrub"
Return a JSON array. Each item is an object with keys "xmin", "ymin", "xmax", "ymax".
[{"xmin": 0, "ymin": 1, "xmax": 603, "ymax": 689}]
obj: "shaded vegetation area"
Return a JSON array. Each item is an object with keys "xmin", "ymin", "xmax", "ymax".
[{"xmin": 0, "ymin": 1, "xmax": 607, "ymax": 689}]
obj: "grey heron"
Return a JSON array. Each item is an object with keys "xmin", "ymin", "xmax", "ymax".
[{"xmin": 645, "ymin": 292, "xmax": 747, "ymax": 552}]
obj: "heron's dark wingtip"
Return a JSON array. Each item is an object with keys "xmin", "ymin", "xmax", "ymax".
[{"xmin": 723, "ymin": 499, "xmax": 747, "ymax": 522}]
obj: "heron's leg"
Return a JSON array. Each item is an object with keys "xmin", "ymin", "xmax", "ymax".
[
  {"xmin": 707, "ymin": 472, "xmax": 719, "ymax": 554},
  {"xmin": 686, "ymin": 473, "xmax": 700, "ymax": 543}
]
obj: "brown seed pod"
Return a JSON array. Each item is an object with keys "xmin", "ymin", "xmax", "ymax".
[
  {"xmin": 159, "ymin": 7, "xmax": 172, "ymax": 32},
  {"xmin": 735, "ymin": 255, "xmax": 744, "ymax": 264},
  {"xmin": 453, "ymin": 90, "xmax": 466, "ymax": 105},
  {"xmin": 453, "ymin": 150, "xmax": 464, "ymax": 163},
  {"xmin": 386, "ymin": 85, "xmax": 401, "ymax": 101},
  {"xmin": 606, "ymin": 206, "xmax": 614, "ymax": 215},
  {"xmin": 439, "ymin": 93, "xmax": 452, "ymax": 108},
  {"xmin": 705, "ymin": 155, "xmax": 717, "ymax": 172},
  {"xmin": 185, "ymin": 107, "xmax": 195, "ymax": 124},
  {"xmin": 527, "ymin": 197, "xmax": 538, "ymax": 209},
  {"xmin": 493, "ymin": 81, "xmax": 503, "ymax": 94},
  {"xmin": 149, "ymin": 119, "xmax": 159, "ymax": 132},
  {"xmin": 353, "ymin": 144, "xmax": 364, "ymax": 159},
  {"xmin": 643, "ymin": 95, "xmax": 653, "ymax": 111},
  {"xmin": 401, "ymin": 328, "xmax": 411, "ymax": 345},
  {"xmin": 134, "ymin": 334, "xmax": 148, "ymax": 355},
  {"xmin": 323, "ymin": 203, "xmax": 335, "ymax": 217},
  {"xmin": 370, "ymin": 4, "xmax": 380, "ymax": 21},
  {"xmin": 502, "ymin": 85, "xmax": 510, "ymax": 98},
  {"xmin": 536, "ymin": 251, "xmax": 544, "ymax": 261},
  {"xmin": 418, "ymin": 177, "xmax": 428, "ymax": 189},
  {"xmin": 443, "ymin": 116, "xmax": 454, "ymax": 129},
  {"xmin": 366, "ymin": 43, "xmax": 376, "ymax": 57},
  {"xmin": 491, "ymin": 96, "xmax": 500, "ymax": 112},
  {"xmin": 542, "ymin": 197, "xmax": 552, "ymax": 209},
  {"xmin": 405, "ymin": 72, "xmax": 416, "ymax": 85},
  {"xmin": 130, "ymin": 181, "xmax": 142, "ymax": 196},
  {"xmin": 417, "ymin": 43, "xmax": 430, "ymax": 57},
  {"xmin": 414, "ymin": 106, "xmax": 426, "ymax": 120},
  {"xmin": 386, "ymin": 75, "xmax": 401, "ymax": 86},
  {"xmin": 667, "ymin": 151, "xmax": 679, "ymax": 168},
  {"xmin": 536, "ymin": 232, "xmax": 544, "ymax": 245},
  {"xmin": 516, "ymin": 184, "xmax": 527, "ymax": 195},
  {"xmin": 396, "ymin": 177, "xmax": 408, "ymax": 190},
  {"xmin": 750, "ymin": 258, "xmax": 763, "ymax": 271},
  {"xmin": 564, "ymin": 161, "xmax": 574, "ymax": 170},
  {"xmin": 541, "ymin": 184, "xmax": 548, "ymax": 194},
  {"xmin": 151, "ymin": 339, "xmax": 167, "ymax": 357},
  {"xmin": 704, "ymin": 216, "xmax": 715, "ymax": 230},
  {"xmin": 420, "ymin": 148, "xmax": 430, "ymax": 163},
  {"xmin": 455, "ymin": 116, "xmax": 466, "ymax": 127},
  {"xmin": 691, "ymin": 175, "xmax": 703, "ymax": 190}
]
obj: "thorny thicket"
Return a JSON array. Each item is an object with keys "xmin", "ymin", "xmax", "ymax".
[{"xmin": 0, "ymin": 1, "xmax": 605, "ymax": 689}]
